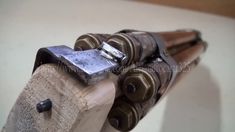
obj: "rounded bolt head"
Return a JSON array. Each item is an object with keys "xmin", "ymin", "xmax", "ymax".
[{"xmin": 36, "ymin": 99, "xmax": 52, "ymax": 113}]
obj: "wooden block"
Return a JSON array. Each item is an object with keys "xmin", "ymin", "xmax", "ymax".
[{"xmin": 2, "ymin": 64, "xmax": 116, "ymax": 132}]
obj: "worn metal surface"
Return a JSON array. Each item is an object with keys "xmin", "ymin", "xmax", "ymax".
[
  {"xmin": 74, "ymin": 33, "xmax": 111, "ymax": 51},
  {"xmin": 32, "ymin": 29, "xmax": 207, "ymax": 131},
  {"xmin": 107, "ymin": 29, "xmax": 206, "ymax": 131},
  {"xmin": 33, "ymin": 43, "xmax": 126, "ymax": 85},
  {"xmin": 107, "ymin": 32, "xmax": 157, "ymax": 65},
  {"xmin": 121, "ymin": 68, "xmax": 157, "ymax": 102},
  {"xmin": 108, "ymin": 97, "xmax": 140, "ymax": 131},
  {"xmin": 99, "ymin": 42, "xmax": 127, "ymax": 64}
]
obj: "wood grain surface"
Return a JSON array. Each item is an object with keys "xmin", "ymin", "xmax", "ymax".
[{"xmin": 2, "ymin": 64, "xmax": 116, "ymax": 132}]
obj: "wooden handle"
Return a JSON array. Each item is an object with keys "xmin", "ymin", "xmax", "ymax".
[
  {"xmin": 158, "ymin": 30, "xmax": 200, "ymax": 48},
  {"xmin": 2, "ymin": 64, "xmax": 116, "ymax": 132},
  {"xmin": 172, "ymin": 41, "xmax": 206, "ymax": 67}
]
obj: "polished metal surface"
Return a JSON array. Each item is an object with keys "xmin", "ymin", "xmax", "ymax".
[{"xmin": 99, "ymin": 42, "xmax": 127, "ymax": 64}]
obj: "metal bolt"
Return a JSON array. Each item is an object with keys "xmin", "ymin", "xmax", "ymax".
[
  {"xmin": 75, "ymin": 37, "xmax": 97, "ymax": 50},
  {"xmin": 126, "ymin": 83, "xmax": 136, "ymax": 93},
  {"xmin": 108, "ymin": 34, "xmax": 133, "ymax": 65},
  {"xmin": 36, "ymin": 99, "xmax": 52, "ymax": 113},
  {"xmin": 108, "ymin": 99, "xmax": 139, "ymax": 131},
  {"xmin": 122, "ymin": 68, "xmax": 156, "ymax": 102},
  {"xmin": 109, "ymin": 118, "xmax": 120, "ymax": 128}
]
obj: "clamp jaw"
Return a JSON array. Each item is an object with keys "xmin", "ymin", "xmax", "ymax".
[
  {"xmin": 33, "ymin": 42, "xmax": 126, "ymax": 85},
  {"xmin": 33, "ymin": 29, "xmax": 207, "ymax": 131}
]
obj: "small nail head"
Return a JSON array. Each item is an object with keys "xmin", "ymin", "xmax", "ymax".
[{"xmin": 36, "ymin": 99, "xmax": 52, "ymax": 113}]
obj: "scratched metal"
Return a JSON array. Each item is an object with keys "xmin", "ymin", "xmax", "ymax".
[
  {"xmin": 100, "ymin": 42, "xmax": 126, "ymax": 63},
  {"xmin": 33, "ymin": 44, "xmax": 126, "ymax": 85},
  {"xmin": 61, "ymin": 49, "xmax": 118, "ymax": 84}
]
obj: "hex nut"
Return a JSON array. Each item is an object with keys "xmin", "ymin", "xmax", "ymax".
[
  {"xmin": 74, "ymin": 34, "xmax": 99, "ymax": 50},
  {"xmin": 122, "ymin": 68, "xmax": 156, "ymax": 102},
  {"xmin": 108, "ymin": 34, "xmax": 134, "ymax": 65},
  {"xmin": 108, "ymin": 100, "xmax": 138, "ymax": 131}
]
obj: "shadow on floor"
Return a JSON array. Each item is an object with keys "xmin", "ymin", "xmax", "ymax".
[{"xmin": 160, "ymin": 65, "xmax": 221, "ymax": 132}]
